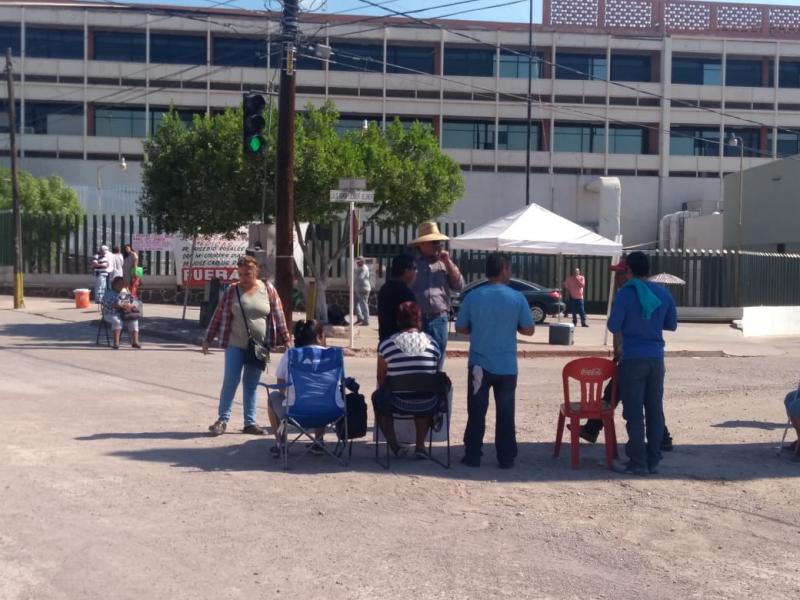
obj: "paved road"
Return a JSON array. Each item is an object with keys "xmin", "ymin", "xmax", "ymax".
[{"xmin": 1, "ymin": 307, "xmax": 799, "ymax": 599}]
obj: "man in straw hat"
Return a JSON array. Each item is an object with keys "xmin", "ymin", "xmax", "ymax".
[{"xmin": 408, "ymin": 222, "xmax": 464, "ymax": 363}]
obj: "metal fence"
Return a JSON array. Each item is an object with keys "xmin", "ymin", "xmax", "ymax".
[{"xmin": 0, "ymin": 212, "xmax": 173, "ymax": 276}]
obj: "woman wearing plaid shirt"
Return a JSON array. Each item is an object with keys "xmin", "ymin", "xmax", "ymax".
[{"xmin": 203, "ymin": 256, "xmax": 291, "ymax": 436}]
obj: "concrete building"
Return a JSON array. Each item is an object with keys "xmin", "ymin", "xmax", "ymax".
[
  {"xmin": 2, "ymin": 0, "xmax": 800, "ymax": 246},
  {"xmin": 723, "ymin": 156, "xmax": 800, "ymax": 253}
]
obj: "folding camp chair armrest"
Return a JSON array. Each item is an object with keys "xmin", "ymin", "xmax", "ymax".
[{"xmin": 257, "ymin": 382, "xmax": 292, "ymax": 390}]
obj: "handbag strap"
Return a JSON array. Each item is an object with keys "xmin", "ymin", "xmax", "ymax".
[{"xmin": 235, "ymin": 284, "xmax": 254, "ymax": 339}]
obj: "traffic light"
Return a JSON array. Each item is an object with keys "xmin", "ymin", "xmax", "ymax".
[{"xmin": 242, "ymin": 93, "xmax": 266, "ymax": 154}]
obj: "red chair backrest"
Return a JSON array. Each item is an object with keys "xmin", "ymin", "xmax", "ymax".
[{"xmin": 562, "ymin": 357, "xmax": 618, "ymax": 416}]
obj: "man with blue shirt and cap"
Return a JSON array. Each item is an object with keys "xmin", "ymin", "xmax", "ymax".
[{"xmin": 608, "ymin": 251, "xmax": 678, "ymax": 476}]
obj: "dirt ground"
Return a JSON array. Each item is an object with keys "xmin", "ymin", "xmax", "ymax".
[{"xmin": 1, "ymin": 309, "xmax": 799, "ymax": 600}]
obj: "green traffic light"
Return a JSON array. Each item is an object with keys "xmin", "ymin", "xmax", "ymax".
[{"xmin": 249, "ymin": 136, "xmax": 262, "ymax": 152}]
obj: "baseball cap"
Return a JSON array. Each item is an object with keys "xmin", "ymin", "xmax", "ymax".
[{"xmin": 609, "ymin": 259, "xmax": 626, "ymax": 272}]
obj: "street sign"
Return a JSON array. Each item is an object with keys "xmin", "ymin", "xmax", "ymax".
[
  {"xmin": 338, "ymin": 178, "xmax": 366, "ymax": 191},
  {"xmin": 330, "ymin": 190, "xmax": 374, "ymax": 203}
]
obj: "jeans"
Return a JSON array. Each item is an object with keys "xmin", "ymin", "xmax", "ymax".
[
  {"xmin": 355, "ymin": 291, "xmax": 370, "ymax": 324},
  {"xmin": 94, "ymin": 273, "xmax": 108, "ymax": 304},
  {"xmin": 217, "ymin": 346, "xmax": 263, "ymax": 427},
  {"xmin": 583, "ymin": 378, "xmax": 672, "ymax": 442},
  {"xmin": 618, "ymin": 357, "xmax": 665, "ymax": 471},
  {"xmin": 423, "ymin": 314, "xmax": 449, "ymax": 367},
  {"xmin": 463, "ymin": 366, "xmax": 518, "ymax": 465},
  {"xmin": 570, "ymin": 298, "xmax": 587, "ymax": 326}
]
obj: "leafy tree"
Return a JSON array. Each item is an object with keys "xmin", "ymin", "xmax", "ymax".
[
  {"xmin": 140, "ymin": 106, "xmax": 273, "ymax": 237},
  {"xmin": 0, "ymin": 167, "xmax": 82, "ymax": 214}
]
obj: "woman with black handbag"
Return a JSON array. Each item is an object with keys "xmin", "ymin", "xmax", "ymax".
[{"xmin": 203, "ymin": 255, "xmax": 291, "ymax": 436}]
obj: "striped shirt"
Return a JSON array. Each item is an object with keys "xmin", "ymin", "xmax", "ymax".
[
  {"xmin": 204, "ymin": 281, "xmax": 291, "ymax": 350},
  {"xmin": 378, "ymin": 331, "xmax": 441, "ymax": 377}
]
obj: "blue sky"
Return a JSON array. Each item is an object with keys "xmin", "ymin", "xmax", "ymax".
[{"xmin": 122, "ymin": 0, "xmax": 800, "ymax": 25}]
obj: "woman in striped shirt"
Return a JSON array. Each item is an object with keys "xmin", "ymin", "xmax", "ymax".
[{"xmin": 374, "ymin": 301, "xmax": 442, "ymax": 459}]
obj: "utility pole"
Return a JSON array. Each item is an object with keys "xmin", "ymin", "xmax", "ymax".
[
  {"xmin": 6, "ymin": 48, "xmax": 24, "ymax": 309},
  {"xmin": 275, "ymin": 0, "xmax": 298, "ymax": 314},
  {"xmin": 524, "ymin": 0, "xmax": 533, "ymax": 206}
]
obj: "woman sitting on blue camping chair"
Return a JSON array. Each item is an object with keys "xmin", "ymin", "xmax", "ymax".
[{"xmin": 267, "ymin": 320, "xmax": 341, "ymax": 458}]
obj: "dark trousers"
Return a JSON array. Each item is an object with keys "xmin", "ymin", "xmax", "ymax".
[
  {"xmin": 463, "ymin": 366, "xmax": 517, "ymax": 465},
  {"xmin": 618, "ymin": 358, "xmax": 666, "ymax": 471},
  {"xmin": 570, "ymin": 298, "xmax": 587, "ymax": 326},
  {"xmin": 584, "ymin": 378, "xmax": 672, "ymax": 441}
]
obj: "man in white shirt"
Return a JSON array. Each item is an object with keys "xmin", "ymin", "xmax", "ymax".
[
  {"xmin": 354, "ymin": 257, "xmax": 371, "ymax": 326},
  {"xmin": 110, "ymin": 246, "xmax": 125, "ymax": 281}
]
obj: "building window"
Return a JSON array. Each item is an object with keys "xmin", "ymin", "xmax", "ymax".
[
  {"xmin": 150, "ymin": 108, "xmax": 203, "ymax": 132},
  {"xmin": 498, "ymin": 51, "xmax": 542, "ymax": 79},
  {"xmin": 26, "ymin": 28, "xmax": 84, "ymax": 60},
  {"xmin": 553, "ymin": 123, "xmax": 604, "ymax": 152},
  {"xmin": 0, "ymin": 101, "xmax": 20, "ymax": 132},
  {"xmin": 672, "ymin": 56, "xmax": 722, "ymax": 85},
  {"xmin": 150, "ymin": 34, "xmax": 206, "ymax": 65},
  {"xmin": 443, "ymin": 48, "xmax": 495, "ymax": 77},
  {"xmin": 608, "ymin": 125, "xmax": 647, "ymax": 154},
  {"xmin": 610, "ymin": 55, "xmax": 651, "ymax": 82},
  {"xmin": 330, "ymin": 44, "xmax": 383, "ymax": 72},
  {"xmin": 497, "ymin": 121, "xmax": 540, "ymax": 150},
  {"xmin": 213, "ymin": 37, "xmax": 267, "ymax": 68},
  {"xmin": 95, "ymin": 107, "xmax": 146, "ymax": 138},
  {"xmin": 24, "ymin": 103, "xmax": 83, "ymax": 135},
  {"xmin": 442, "ymin": 120, "xmax": 495, "ymax": 149},
  {"xmin": 723, "ymin": 129, "xmax": 760, "ymax": 157},
  {"xmin": 555, "ymin": 53, "xmax": 606, "ymax": 80},
  {"xmin": 670, "ymin": 127, "xmax": 720, "ymax": 156},
  {"xmin": 94, "ymin": 31, "xmax": 146, "ymax": 63},
  {"xmin": 769, "ymin": 130, "xmax": 800, "ymax": 156},
  {"xmin": 777, "ymin": 60, "xmax": 800, "ymax": 89},
  {"xmin": 0, "ymin": 25, "xmax": 21, "ymax": 57},
  {"xmin": 726, "ymin": 59, "xmax": 764, "ymax": 87},
  {"xmin": 387, "ymin": 45, "xmax": 434, "ymax": 74}
]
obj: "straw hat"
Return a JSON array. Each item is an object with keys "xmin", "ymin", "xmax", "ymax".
[{"xmin": 409, "ymin": 222, "xmax": 450, "ymax": 246}]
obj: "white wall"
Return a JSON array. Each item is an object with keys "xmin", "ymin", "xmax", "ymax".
[
  {"xmin": 741, "ymin": 306, "xmax": 800, "ymax": 337},
  {"xmin": 683, "ymin": 213, "xmax": 723, "ymax": 250}
]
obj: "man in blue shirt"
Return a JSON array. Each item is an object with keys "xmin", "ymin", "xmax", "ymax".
[
  {"xmin": 456, "ymin": 253, "xmax": 535, "ymax": 469},
  {"xmin": 607, "ymin": 251, "xmax": 678, "ymax": 476}
]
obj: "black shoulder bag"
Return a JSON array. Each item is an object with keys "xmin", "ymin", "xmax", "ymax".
[{"xmin": 235, "ymin": 285, "xmax": 269, "ymax": 371}]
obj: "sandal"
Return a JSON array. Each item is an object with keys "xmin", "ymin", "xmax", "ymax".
[
  {"xmin": 242, "ymin": 424, "xmax": 267, "ymax": 436},
  {"xmin": 208, "ymin": 421, "xmax": 226, "ymax": 436},
  {"xmin": 391, "ymin": 445, "xmax": 409, "ymax": 459},
  {"xmin": 111, "ymin": 344, "xmax": 120, "ymax": 350}
]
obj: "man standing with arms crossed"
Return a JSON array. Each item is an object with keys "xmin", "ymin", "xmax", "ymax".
[
  {"xmin": 409, "ymin": 222, "xmax": 464, "ymax": 363},
  {"xmin": 456, "ymin": 253, "xmax": 535, "ymax": 469},
  {"xmin": 608, "ymin": 251, "xmax": 677, "ymax": 476}
]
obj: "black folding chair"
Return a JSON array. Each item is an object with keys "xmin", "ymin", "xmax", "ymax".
[
  {"xmin": 375, "ymin": 372, "xmax": 452, "ymax": 469},
  {"xmin": 96, "ymin": 307, "xmax": 131, "ymax": 346}
]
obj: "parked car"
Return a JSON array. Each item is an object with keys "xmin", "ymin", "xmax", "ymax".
[{"xmin": 450, "ymin": 278, "xmax": 566, "ymax": 324}]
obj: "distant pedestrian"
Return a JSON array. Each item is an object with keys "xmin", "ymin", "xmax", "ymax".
[
  {"xmin": 354, "ymin": 256, "xmax": 371, "ymax": 326},
  {"xmin": 378, "ymin": 254, "xmax": 417, "ymax": 342},
  {"xmin": 456, "ymin": 253, "xmax": 535, "ymax": 469},
  {"xmin": 409, "ymin": 222, "xmax": 464, "ymax": 364},
  {"xmin": 608, "ymin": 251, "xmax": 678, "ymax": 476},
  {"xmin": 110, "ymin": 246, "xmax": 124, "ymax": 280},
  {"xmin": 564, "ymin": 267, "xmax": 588, "ymax": 327},
  {"xmin": 91, "ymin": 245, "xmax": 110, "ymax": 304},
  {"xmin": 123, "ymin": 244, "xmax": 141, "ymax": 298}
]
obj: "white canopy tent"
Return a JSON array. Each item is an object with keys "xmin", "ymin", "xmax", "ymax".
[
  {"xmin": 450, "ymin": 204, "xmax": 623, "ymax": 334},
  {"xmin": 449, "ymin": 204, "xmax": 622, "ymax": 257}
]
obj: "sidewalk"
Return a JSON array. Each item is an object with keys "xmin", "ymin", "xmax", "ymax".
[{"xmin": 3, "ymin": 296, "xmax": 799, "ymax": 358}]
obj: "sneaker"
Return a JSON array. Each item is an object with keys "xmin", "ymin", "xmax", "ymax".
[
  {"xmin": 661, "ymin": 437, "xmax": 674, "ymax": 452},
  {"xmin": 566, "ymin": 423, "xmax": 598, "ymax": 444},
  {"xmin": 208, "ymin": 421, "xmax": 226, "ymax": 436},
  {"xmin": 783, "ymin": 440, "xmax": 798, "ymax": 453},
  {"xmin": 460, "ymin": 455, "xmax": 480, "ymax": 468},
  {"xmin": 789, "ymin": 454, "xmax": 800, "ymax": 464},
  {"xmin": 414, "ymin": 446, "xmax": 429, "ymax": 460},
  {"xmin": 131, "ymin": 343, "xmax": 142, "ymax": 349},
  {"xmin": 611, "ymin": 460, "xmax": 648, "ymax": 476},
  {"xmin": 308, "ymin": 441, "xmax": 326, "ymax": 456},
  {"xmin": 581, "ymin": 323, "xmax": 589, "ymax": 328},
  {"xmin": 648, "ymin": 465, "xmax": 660, "ymax": 475},
  {"xmin": 242, "ymin": 424, "xmax": 267, "ymax": 435}
]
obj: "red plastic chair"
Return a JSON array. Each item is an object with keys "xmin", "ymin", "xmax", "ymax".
[{"xmin": 554, "ymin": 357, "xmax": 619, "ymax": 470}]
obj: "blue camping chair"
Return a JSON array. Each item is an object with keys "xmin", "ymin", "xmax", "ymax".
[{"xmin": 259, "ymin": 346, "xmax": 348, "ymax": 470}]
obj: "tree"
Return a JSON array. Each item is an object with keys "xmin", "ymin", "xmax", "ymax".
[
  {"xmin": 140, "ymin": 106, "xmax": 273, "ymax": 237},
  {"xmin": 293, "ymin": 102, "xmax": 465, "ymax": 318},
  {"xmin": 0, "ymin": 167, "xmax": 82, "ymax": 214}
]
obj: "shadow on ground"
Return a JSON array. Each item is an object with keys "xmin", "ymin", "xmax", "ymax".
[{"xmin": 88, "ymin": 434, "xmax": 800, "ymax": 482}]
